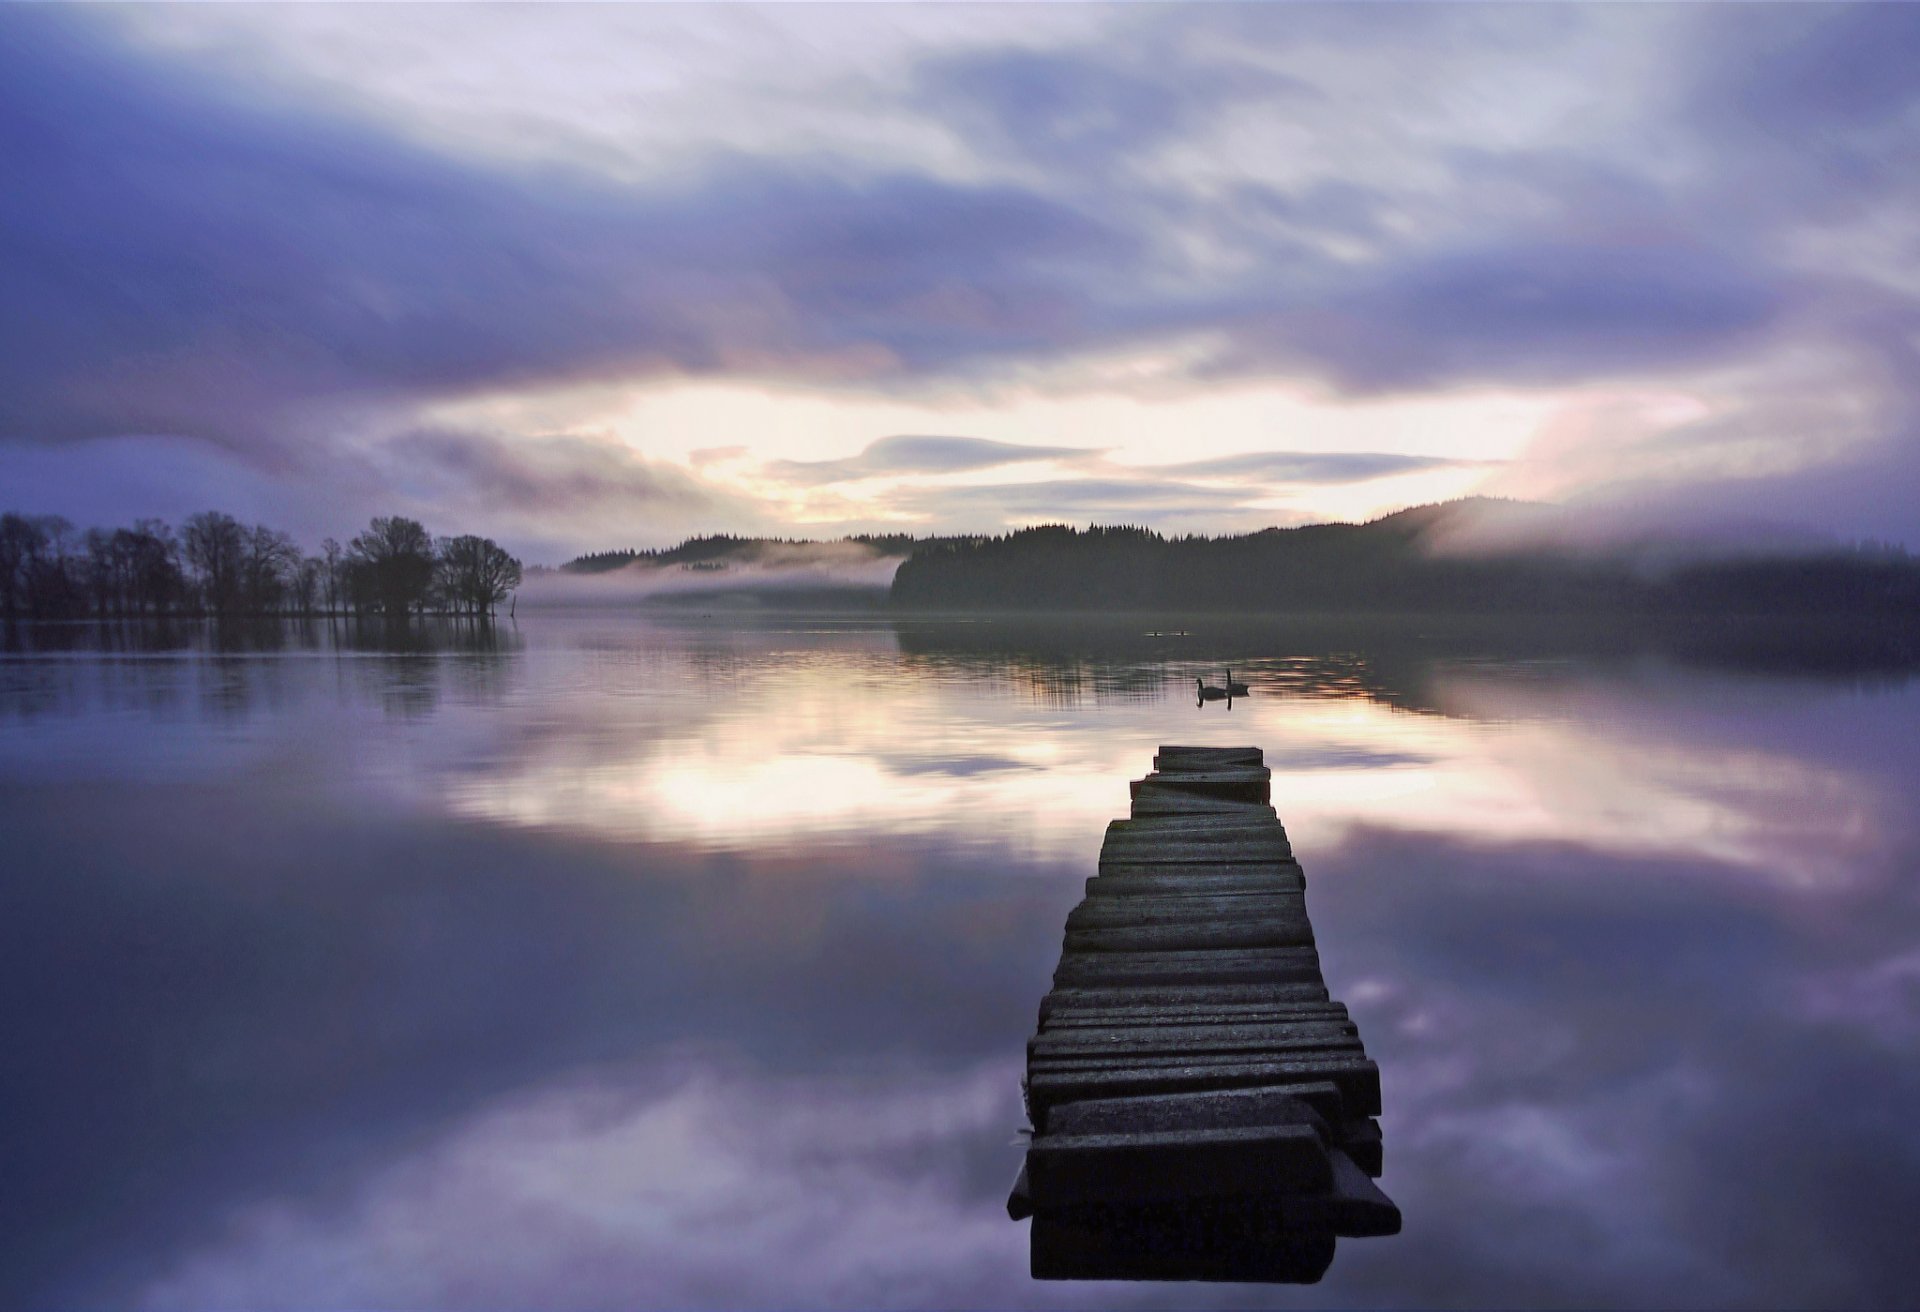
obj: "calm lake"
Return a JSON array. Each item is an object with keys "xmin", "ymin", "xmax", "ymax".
[{"xmin": 4, "ymin": 610, "xmax": 1918, "ymax": 1309}]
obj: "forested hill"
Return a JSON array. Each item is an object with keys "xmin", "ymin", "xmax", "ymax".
[
  {"xmin": 887, "ymin": 502, "xmax": 1920, "ymax": 616},
  {"xmin": 561, "ymin": 534, "xmax": 923, "ymax": 573}
]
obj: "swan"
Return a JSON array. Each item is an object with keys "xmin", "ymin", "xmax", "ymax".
[
  {"xmin": 1195, "ymin": 676, "xmax": 1228, "ymax": 701},
  {"xmin": 1224, "ymin": 668, "xmax": 1250, "ymax": 697}
]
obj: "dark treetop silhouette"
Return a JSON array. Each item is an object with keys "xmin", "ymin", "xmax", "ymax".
[
  {"xmin": 0, "ymin": 511, "xmax": 520, "ymax": 621},
  {"xmin": 888, "ymin": 501, "xmax": 1920, "ymax": 617}
]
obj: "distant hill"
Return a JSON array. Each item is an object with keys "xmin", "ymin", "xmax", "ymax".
[
  {"xmin": 560, "ymin": 533, "xmax": 925, "ymax": 575},
  {"xmin": 537, "ymin": 533, "xmax": 938, "ymax": 609},
  {"xmin": 887, "ymin": 500, "xmax": 1920, "ymax": 617}
]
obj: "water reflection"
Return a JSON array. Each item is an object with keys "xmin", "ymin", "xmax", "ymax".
[{"xmin": 1, "ymin": 612, "xmax": 1917, "ymax": 1308}]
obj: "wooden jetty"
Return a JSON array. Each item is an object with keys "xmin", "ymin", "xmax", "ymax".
[{"xmin": 1009, "ymin": 745, "xmax": 1400, "ymax": 1283}]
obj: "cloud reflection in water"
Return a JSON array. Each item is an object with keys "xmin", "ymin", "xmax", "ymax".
[{"xmin": 1, "ymin": 613, "xmax": 1916, "ymax": 1308}]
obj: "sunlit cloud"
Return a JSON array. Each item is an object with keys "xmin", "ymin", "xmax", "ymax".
[
  {"xmin": 4, "ymin": 3, "xmax": 1919, "ymax": 542},
  {"xmin": 764, "ymin": 435, "xmax": 1101, "ymax": 487}
]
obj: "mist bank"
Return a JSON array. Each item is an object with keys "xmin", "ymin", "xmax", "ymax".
[
  {"xmin": 888, "ymin": 501, "xmax": 1920, "ymax": 619},
  {"xmin": 523, "ymin": 535, "xmax": 915, "ymax": 609}
]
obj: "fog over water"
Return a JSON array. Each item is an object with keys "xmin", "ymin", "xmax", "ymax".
[{"xmin": 3, "ymin": 612, "xmax": 1917, "ymax": 1309}]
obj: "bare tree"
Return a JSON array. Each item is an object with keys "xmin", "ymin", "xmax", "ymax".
[
  {"xmin": 183, "ymin": 511, "xmax": 246, "ymax": 615},
  {"xmin": 0, "ymin": 513, "xmax": 38, "ymax": 618},
  {"xmin": 319, "ymin": 538, "xmax": 344, "ymax": 614},
  {"xmin": 240, "ymin": 524, "xmax": 300, "ymax": 614},
  {"xmin": 127, "ymin": 520, "xmax": 184, "ymax": 614},
  {"xmin": 348, "ymin": 516, "xmax": 436, "ymax": 616},
  {"xmin": 436, "ymin": 535, "xmax": 523, "ymax": 616}
]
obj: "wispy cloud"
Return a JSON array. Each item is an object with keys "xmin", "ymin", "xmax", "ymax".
[
  {"xmin": 1152, "ymin": 451, "xmax": 1491, "ymax": 483},
  {"xmin": 3, "ymin": 3, "xmax": 1919, "ymax": 541},
  {"xmin": 764, "ymin": 435, "xmax": 1098, "ymax": 487}
]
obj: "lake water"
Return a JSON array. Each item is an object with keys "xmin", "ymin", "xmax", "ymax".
[{"xmin": 4, "ymin": 611, "xmax": 1918, "ymax": 1309}]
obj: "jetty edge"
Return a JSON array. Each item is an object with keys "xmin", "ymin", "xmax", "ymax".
[{"xmin": 1010, "ymin": 745, "xmax": 1400, "ymax": 1283}]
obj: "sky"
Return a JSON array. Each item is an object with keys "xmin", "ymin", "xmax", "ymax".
[{"xmin": 2, "ymin": 2, "xmax": 1918, "ymax": 560}]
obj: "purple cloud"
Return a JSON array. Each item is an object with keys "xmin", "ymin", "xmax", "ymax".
[{"xmin": 765, "ymin": 435, "xmax": 1097, "ymax": 486}]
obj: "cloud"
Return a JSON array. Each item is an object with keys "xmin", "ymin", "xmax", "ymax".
[
  {"xmin": 911, "ymin": 43, "xmax": 1294, "ymax": 175},
  {"xmin": 0, "ymin": 9, "xmax": 1129, "ymax": 454},
  {"xmin": 895, "ymin": 476, "xmax": 1267, "ymax": 529},
  {"xmin": 764, "ymin": 435, "xmax": 1097, "ymax": 486},
  {"xmin": 379, "ymin": 430, "xmax": 716, "ymax": 519},
  {"xmin": 1154, "ymin": 451, "xmax": 1489, "ymax": 483},
  {"xmin": 5, "ymin": 3, "xmax": 1920, "ymax": 540},
  {"xmin": 1216, "ymin": 238, "xmax": 1787, "ymax": 392}
]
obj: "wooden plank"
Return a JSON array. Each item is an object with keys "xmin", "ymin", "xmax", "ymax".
[
  {"xmin": 1066, "ymin": 893, "xmax": 1306, "ymax": 926},
  {"xmin": 1026, "ymin": 1123, "xmax": 1332, "ymax": 1206},
  {"xmin": 1052, "ymin": 947, "xmax": 1321, "ymax": 988},
  {"xmin": 1284, "ymin": 1148, "xmax": 1401, "ymax": 1237},
  {"xmin": 1038, "ymin": 1018, "xmax": 1357, "ymax": 1047},
  {"xmin": 1131, "ymin": 794, "xmax": 1276, "ymax": 819},
  {"xmin": 1134, "ymin": 778, "xmax": 1273, "ymax": 803},
  {"xmin": 1108, "ymin": 817, "xmax": 1284, "ymax": 837},
  {"xmin": 1006, "ymin": 1161, "xmax": 1032, "ymax": 1221},
  {"xmin": 1155, "ymin": 745, "xmax": 1263, "ymax": 770},
  {"xmin": 1042, "ymin": 1002, "xmax": 1350, "ymax": 1030},
  {"xmin": 1063, "ymin": 918, "xmax": 1316, "ymax": 953},
  {"xmin": 1095, "ymin": 858, "xmax": 1302, "ymax": 882},
  {"xmin": 1046, "ymin": 1082, "xmax": 1344, "ymax": 1136},
  {"xmin": 1338, "ymin": 1117, "xmax": 1384, "ymax": 1178},
  {"xmin": 1031, "ymin": 1021, "xmax": 1361, "ymax": 1059},
  {"xmin": 1039, "ymin": 982, "xmax": 1329, "ymax": 1022},
  {"xmin": 1036, "ymin": 1044, "xmax": 1367, "ymax": 1075},
  {"xmin": 1087, "ymin": 867, "xmax": 1304, "ymax": 896},
  {"xmin": 1098, "ymin": 842, "xmax": 1295, "ymax": 867},
  {"xmin": 1082, "ymin": 883, "xmax": 1305, "ymax": 902},
  {"xmin": 1132, "ymin": 771, "xmax": 1271, "ymax": 804},
  {"xmin": 1028, "ymin": 1055, "xmax": 1382, "ymax": 1122}
]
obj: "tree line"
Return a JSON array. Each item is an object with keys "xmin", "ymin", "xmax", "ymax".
[
  {"xmin": 560, "ymin": 532, "xmax": 927, "ymax": 574},
  {"xmin": 888, "ymin": 508, "xmax": 1920, "ymax": 618},
  {"xmin": 0, "ymin": 511, "xmax": 522, "ymax": 621}
]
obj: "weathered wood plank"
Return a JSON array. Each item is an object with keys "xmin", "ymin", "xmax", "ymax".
[
  {"xmin": 1038, "ymin": 1017, "xmax": 1356, "ymax": 1044},
  {"xmin": 1095, "ymin": 858, "xmax": 1301, "ymax": 881},
  {"xmin": 1063, "ymin": 918, "xmax": 1316, "ymax": 953},
  {"xmin": 1038, "ymin": 982, "xmax": 1329, "ymax": 1022},
  {"xmin": 1154, "ymin": 745, "xmax": 1264, "ymax": 770},
  {"xmin": 1284, "ymin": 1148, "xmax": 1401, "ymax": 1237},
  {"xmin": 1337, "ymin": 1117, "xmax": 1384, "ymax": 1178},
  {"xmin": 1066, "ymin": 893, "xmax": 1306, "ymax": 926},
  {"xmin": 1087, "ymin": 867, "xmax": 1305, "ymax": 896},
  {"xmin": 1042, "ymin": 1002, "xmax": 1350, "ymax": 1030},
  {"xmin": 1131, "ymin": 793, "xmax": 1277, "ymax": 819},
  {"xmin": 1053, "ymin": 946, "xmax": 1321, "ymax": 987},
  {"xmin": 1031, "ymin": 1021, "xmax": 1361, "ymax": 1059},
  {"xmin": 1108, "ymin": 817, "xmax": 1285, "ymax": 837},
  {"xmin": 1026, "ymin": 1123, "xmax": 1332, "ymax": 1205},
  {"xmin": 1028, "ymin": 1054, "xmax": 1382, "ymax": 1122},
  {"xmin": 1086, "ymin": 878, "xmax": 1305, "ymax": 902},
  {"xmin": 1006, "ymin": 1160, "xmax": 1033, "ymax": 1221},
  {"xmin": 1046, "ymin": 1082, "xmax": 1344, "ymax": 1136},
  {"xmin": 1132, "ymin": 771, "xmax": 1271, "ymax": 804},
  {"xmin": 1097, "ymin": 853, "xmax": 1295, "ymax": 872},
  {"xmin": 1102, "ymin": 825, "xmax": 1290, "ymax": 850}
]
